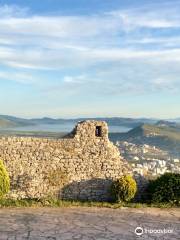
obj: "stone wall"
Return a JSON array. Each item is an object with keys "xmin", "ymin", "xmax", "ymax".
[{"xmin": 0, "ymin": 121, "xmax": 131, "ymax": 201}]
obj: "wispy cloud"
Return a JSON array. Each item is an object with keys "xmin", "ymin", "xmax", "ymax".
[
  {"xmin": 0, "ymin": 70, "xmax": 35, "ymax": 84},
  {"xmin": 0, "ymin": 4, "xmax": 28, "ymax": 18},
  {"xmin": 1, "ymin": 44, "xmax": 180, "ymax": 72},
  {"xmin": 110, "ymin": 1, "xmax": 180, "ymax": 29}
]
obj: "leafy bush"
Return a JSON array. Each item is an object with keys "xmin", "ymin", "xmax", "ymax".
[
  {"xmin": 0, "ymin": 160, "xmax": 10, "ymax": 197},
  {"xmin": 111, "ymin": 175, "xmax": 137, "ymax": 202},
  {"xmin": 147, "ymin": 173, "xmax": 180, "ymax": 203}
]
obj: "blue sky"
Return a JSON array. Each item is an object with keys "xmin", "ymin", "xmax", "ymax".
[{"xmin": 0, "ymin": 0, "xmax": 180, "ymax": 118}]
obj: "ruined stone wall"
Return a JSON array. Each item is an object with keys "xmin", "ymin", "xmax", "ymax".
[{"xmin": 0, "ymin": 121, "xmax": 131, "ymax": 201}]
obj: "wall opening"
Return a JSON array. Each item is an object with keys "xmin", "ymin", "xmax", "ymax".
[{"xmin": 95, "ymin": 126, "xmax": 102, "ymax": 137}]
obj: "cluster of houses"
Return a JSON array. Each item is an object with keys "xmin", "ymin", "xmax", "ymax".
[{"xmin": 116, "ymin": 141, "xmax": 180, "ymax": 177}]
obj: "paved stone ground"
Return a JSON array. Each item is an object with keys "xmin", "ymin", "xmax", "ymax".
[{"xmin": 0, "ymin": 207, "xmax": 179, "ymax": 240}]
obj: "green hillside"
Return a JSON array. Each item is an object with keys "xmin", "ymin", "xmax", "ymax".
[
  {"xmin": 109, "ymin": 124, "xmax": 180, "ymax": 157},
  {"xmin": 126, "ymin": 124, "xmax": 180, "ymax": 141}
]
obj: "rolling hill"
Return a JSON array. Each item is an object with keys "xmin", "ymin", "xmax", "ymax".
[
  {"xmin": 109, "ymin": 124, "xmax": 180, "ymax": 157},
  {"xmin": 0, "ymin": 115, "xmax": 34, "ymax": 128},
  {"xmin": 0, "ymin": 115, "xmax": 158, "ymax": 129},
  {"xmin": 0, "ymin": 118, "xmax": 17, "ymax": 128}
]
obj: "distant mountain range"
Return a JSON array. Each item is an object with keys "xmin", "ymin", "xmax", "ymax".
[
  {"xmin": 0, "ymin": 114, "xmax": 179, "ymax": 129},
  {"xmin": 0, "ymin": 114, "xmax": 180, "ymax": 157}
]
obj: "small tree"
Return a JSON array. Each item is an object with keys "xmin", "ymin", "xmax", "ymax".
[
  {"xmin": 0, "ymin": 160, "xmax": 10, "ymax": 197},
  {"xmin": 111, "ymin": 175, "xmax": 137, "ymax": 202},
  {"xmin": 147, "ymin": 173, "xmax": 180, "ymax": 203}
]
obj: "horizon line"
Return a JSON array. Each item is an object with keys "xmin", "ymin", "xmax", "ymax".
[{"xmin": 0, "ymin": 114, "xmax": 179, "ymax": 120}]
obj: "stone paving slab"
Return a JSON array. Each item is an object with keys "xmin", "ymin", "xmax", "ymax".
[{"xmin": 0, "ymin": 207, "xmax": 179, "ymax": 240}]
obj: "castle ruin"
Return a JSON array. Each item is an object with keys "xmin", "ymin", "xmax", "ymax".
[{"xmin": 0, "ymin": 121, "xmax": 131, "ymax": 201}]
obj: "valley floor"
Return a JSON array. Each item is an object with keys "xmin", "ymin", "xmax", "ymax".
[{"xmin": 0, "ymin": 207, "xmax": 179, "ymax": 240}]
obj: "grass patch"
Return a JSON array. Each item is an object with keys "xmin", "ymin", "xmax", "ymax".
[{"xmin": 0, "ymin": 198, "xmax": 179, "ymax": 208}]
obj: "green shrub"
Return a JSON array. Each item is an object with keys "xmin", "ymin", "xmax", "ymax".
[
  {"xmin": 147, "ymin": 173, "xmax": 180, "ymax": 203},
  {"xmin": 111, "ymin": 175, "xmax": 137, "ymax": 203},
  {"xmin": 0, "ymin": 160, "xmax": 10, "ymax": 197}
]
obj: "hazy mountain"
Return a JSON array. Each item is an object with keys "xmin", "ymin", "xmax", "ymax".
[
  {"xmin": 109, "ymin": 124, "xmax": 180, "ymax": 157},
  {"xmin": 167, "ymin": 118, "xmax": 180, "ymax": 123},
  {"xmin": 155, "ymin": 120, "xmax": 180, "ymax": 129},
  {"xmin": 30, "ymin": 117, "xmax": 157, "ymax": 128},
  {"xmin": 0, "ymin": 118, "xmax": 17, "ymax": 128},
  {"xmin": 0, "ymin": 115, "xmax": 34, "ymax": 128}
]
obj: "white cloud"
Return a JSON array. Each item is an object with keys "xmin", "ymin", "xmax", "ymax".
[
  {"xmin": 127, "ymin": 36, "xmax": 180, "ymax": 47},
  {"xmin": 0, "ymin": 3, "xmax": 180, "ymax": 70},
  {"xmin": 63, "ymin": 75, "xmax": 87, "ymax": 84},
  {"xmin": 0, "ymin": 15, "xmax": 119, "ymax": 39},
  {"xmin": 1, "ymin": 44, "xmax": 180, "ymax": 71},
  {"xmin": 0, "ymin": 4, "xmax": 28, "ymax": 18},
  {"xmin": 114, "ymin": 12, "xmax": 180, "ymax": 29},
  {"xmin": 0, "ymin": 71, "xmax": 35, "ymax": 84},
  {"xmin": 110, "ymin": 2, "xmax": 180, "ymax": 29},
  {"xmin": 0, "ymin": 3, "xmax": 180, "ymax": 96}
]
